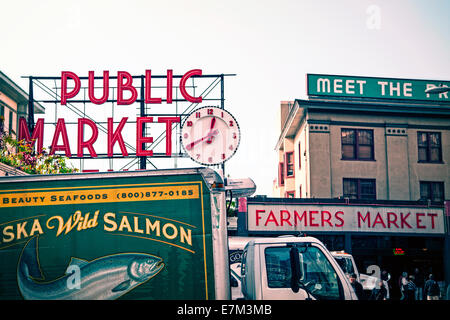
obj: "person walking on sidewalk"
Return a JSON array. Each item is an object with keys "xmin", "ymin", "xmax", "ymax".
[
  {"xmin": 446, "ymin": 283, "xmax": 450, "ymax": 300},
  {"xmin": 404, "ymin": 275, "xmax": 416, "ymax": 301},
  {"xmin": 369, "ymin": 279, "xmax": 387, "ymax": 300},
  {"xmin": 349, "ymin": 273, "xmax": 364, "ymax": 300},
  {"xmin": 413, "ymin": 268, "xmax": 424, "ymax": 300},
  {"xmin": 399, "ymin": 272, "xmax": 408, "ymax": 300},
  {"xmin": 424, "ymin": 274, "xmax": 441, "ymax": 300}
]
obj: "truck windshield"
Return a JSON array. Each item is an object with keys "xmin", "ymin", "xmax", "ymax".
[{"xmin": 265, "ymin": 245, "xmax": 343, "ymax": 300}]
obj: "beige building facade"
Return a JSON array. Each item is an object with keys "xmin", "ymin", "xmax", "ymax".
[
  {"xmin": 0, "ymin": 71, "xmax": 44, "ymax": 176},
  {"xmin": 274, "ymin": 97, "xmax": 450, "ymax": 203},
  {"xmin": 268, "ymin": 75, "xmax": 450, "ymax": 296}
]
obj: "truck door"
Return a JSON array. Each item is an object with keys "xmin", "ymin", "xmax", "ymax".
[{"xmin": 259, "ymin": 243, "xmax": 348, "ymax": 300}]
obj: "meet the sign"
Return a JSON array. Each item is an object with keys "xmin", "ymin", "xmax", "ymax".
[
  {"xmin": 307, "ymin": 74, "xmax": 450, "ymax": 102},
  {"xmin": 247, "ymin": 203, "xmax": 445, "ymax": 234}
]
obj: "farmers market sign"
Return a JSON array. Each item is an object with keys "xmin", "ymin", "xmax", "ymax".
[{"xmin": 247, "ymin": 203, "xmax": 445, "ymax": 234}]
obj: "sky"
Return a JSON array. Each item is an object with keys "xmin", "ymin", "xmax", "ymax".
[{"xmin": 1, "ymin": 0, "xmax": 449, "ymax": 195}]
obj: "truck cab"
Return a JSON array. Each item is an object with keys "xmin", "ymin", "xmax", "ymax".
[
  {"xmin": 330, "ymin": 251, "xmax": 360, "ymax": 282},
  {"xmin": 240, "ymin": 236, "xmax": 357, "ymax": 300},
  {"xmin": 331, "ymin": 251, "xmax": 389, "ymax": 296},
  {"xmin": 228, "ymin": 237, "xmax": 260, "ymax": 300}
]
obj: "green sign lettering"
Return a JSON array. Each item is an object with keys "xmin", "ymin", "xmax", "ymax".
[{"xmin": 307, "ymin": 74, "xmax": 450, "ymax": 102}]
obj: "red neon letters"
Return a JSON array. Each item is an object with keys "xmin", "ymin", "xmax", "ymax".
[
  {"xmin": 51, "ymin": 119, "xmax": 72, "ymax": 157},
  {"xmin": 77, "ymin": 118, "xmax": 99, "ymax": 157},
  {"xmin": 18, "ymin": 118, "xmax": 44, "ymax": 153},
  {"xmin": 88, "ymin": 71, "xmax": 109, "ymax": 104},
  {"xmin": 61, "ymin": 69, "xmax": 203, "ymax": 105},
  {"xmin": 19, "ymin": 117, "xmax": 180, "ymax": 158},
  {"xmin": 107, "ymin": 117, "xmax": 128, "ymax": 157},
  {"xmin": 157, "ymin": 117, "xmax": 180, "ymax": 156},
  {"xmin": 253, "ymin": 208, "xmax": 439, "ymax": 231},
  {"xmin": 136, "ymin": 117, "xmax": 154, "ymax": 157},
  {"xmin": 179, "ymin": 69, "xmax": 203, "ymax": 103},
  {"xmin": 61, "ymin": 72, "xmax": 81, "ymax": 105},
  {"xmin": 22, "ymin": 69, "xmax": 203, "ymax": 166},
  {"xmin": 117, "ymin": 71, "xmax": 138, "ymax": 105}
]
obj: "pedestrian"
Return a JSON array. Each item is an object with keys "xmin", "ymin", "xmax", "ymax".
[
  {"xmin": 380, "ymin": 270, "xmax": 390, "ymax": 300},
  {"xmin": 349, "ymin": 273, "xmax": 364, "ymax": 300},
  {"xmin": 404, "ymin": 275, "xmax": 416, "ymax": 301},
  {"xmin": 369, "ymin": 279, "xmax": 387, "ymax": 300},
  {"xmin": 446, "ymin": 283, "xmax": 450, "ymax": 300},
  {"xmin": 399, "ymin": 271, "xmax": 408, "ymax": 300},
  {"xmin": 413, "ymin": 267, "xmax": 424, "ymax": 300},
  {"xmin": 424, "ymin": 274, "xmax": 441, "ymax": 300}
]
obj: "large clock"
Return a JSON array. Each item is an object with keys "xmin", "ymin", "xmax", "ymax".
[{"xmin": 181, "ymin": 106, "xmax": 240, "ymax": 166}]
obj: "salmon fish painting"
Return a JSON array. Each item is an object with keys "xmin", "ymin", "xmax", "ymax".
[{"xmin": 17, "ymin": 236, "xmax": 165, "ymax": 300}]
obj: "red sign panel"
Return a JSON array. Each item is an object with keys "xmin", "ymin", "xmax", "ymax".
[{"xmin": 247, "ymin": 203, "xmax": 445, "ymax": 234}]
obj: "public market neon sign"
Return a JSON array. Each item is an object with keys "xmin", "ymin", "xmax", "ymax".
[
  {"xmin": 19, "ymin": 69, "xmax": 204, "ymax": 158},
  {"xmin": 61, "ymin": 69, "xmax": 203, "ymax": 105}
]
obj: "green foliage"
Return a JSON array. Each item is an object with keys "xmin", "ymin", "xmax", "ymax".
[
  {"xmin": 227, "ymin": 198, "xmax": 237, "ymax": 216},
  {"xmin": 0, "ymin": 118, "xmax": 78, "ymax": 175}
]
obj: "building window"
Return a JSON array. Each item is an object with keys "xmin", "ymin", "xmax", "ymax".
[
  {"xmin": 341, "ymin": 129, "xmax": 374, "ymax": 160},
  {"xmin": 417, "ymin": 132, "xmax": 442, "ymax": 163},
  {"xmin": 420, "ymin": 181, "xmax": 444, "ymax": 202},
  {"xmin": 343, "ymin": 178, "xmax": 376, "ymax": 200},
  {"xmin": 8, "ymin": 110, "xmax": 13, "ymax": 135},
  {"xmin": 278, "ymin": 162, "xmax": 284, "ymax": 186},
  {"xmin": 285, "ymin": 152, "xmax": 294, "ymax": 177},
  {"xmin": 0, "ymin": 105, "xmax": 4, "ymax": 133},
  {"xmin": 298, "ymin": 142, "xmax": 301, "ymax": 170},
  {"xmin": 286, "ymin": 191, "xmax": 295, "ymax": 198}
]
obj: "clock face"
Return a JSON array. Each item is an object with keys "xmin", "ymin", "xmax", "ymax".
[{"xmin": 181, "ymin": 106, "xmax": 240, "ymax": 166}]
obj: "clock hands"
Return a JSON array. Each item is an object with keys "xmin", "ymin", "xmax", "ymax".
[
  {"xmin": 185, "ymin": 129, "xmax": 219, "ymax": 151},
  {"xmin": 209, "ymin": 117, "xmax": 216, "ymax": 130},
  {"xmin": 206, "ymin": 117, "xmax": 216, "ymax": 144}
]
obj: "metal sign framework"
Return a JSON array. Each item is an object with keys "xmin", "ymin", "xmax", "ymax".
[{"xmin": 24, "ymin": 72, "xmax": 235, "ymax": 172}]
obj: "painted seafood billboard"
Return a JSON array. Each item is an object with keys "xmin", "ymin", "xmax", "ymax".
[{"xmin": 0, "ymin": 168, "xmax": 229, "ymax": 300}]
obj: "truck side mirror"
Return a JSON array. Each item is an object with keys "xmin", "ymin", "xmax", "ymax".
[{"xmin": 290, "ymin": 246, "xmax": 301, "ymax": 293}]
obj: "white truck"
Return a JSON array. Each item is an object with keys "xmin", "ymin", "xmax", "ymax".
[
  {"xmin": 228, "ymin": 236, "xmax": 260, "ymax": 300},
  {"xmin": 331, "ymin": 251, "xmax": 390, "ymax": 299},
  {"xmin": 240, "ymin": 236, "xmax": 358, "ymax": 300},
  {"xmin": 330, "ymin": 251, "xmax": 360, "ymax": 282}
]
